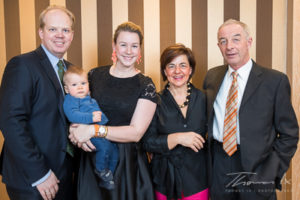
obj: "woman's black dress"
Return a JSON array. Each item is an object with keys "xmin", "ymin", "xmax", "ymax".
[{"xmin": 77, "ymin": 66, "xmax": 157, "ymax": 200}]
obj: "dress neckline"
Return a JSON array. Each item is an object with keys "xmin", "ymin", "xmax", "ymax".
[{"xmin": 108, "ymin": 65, "xmax": 140, "ymax": 79}]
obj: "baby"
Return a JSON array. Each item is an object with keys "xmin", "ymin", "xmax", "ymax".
[{"xmin": 63, "ymin": 66, "xmax": 118, "ymax": 190}]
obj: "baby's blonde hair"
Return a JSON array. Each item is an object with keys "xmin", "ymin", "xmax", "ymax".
[{"xmin": 63, "ymin": 66, "xmax": 87, "ymax": 85}]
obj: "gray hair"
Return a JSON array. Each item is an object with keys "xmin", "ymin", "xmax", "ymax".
[{"xmin": 218, "ymin": 19, "xmax": 250, "ymax": 39}]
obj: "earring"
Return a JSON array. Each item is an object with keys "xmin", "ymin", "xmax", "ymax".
[
  {"xmin": 137, "ymin": 53, "xmax": 142, "ymax": 65},
  {"xmin": 111, "ymin": 50, "xmax": 117, "ymax": 64}
]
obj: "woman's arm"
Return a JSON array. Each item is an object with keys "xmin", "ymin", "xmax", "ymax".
[
  {"xmin": 167, "ymin": 132, "xmax": 205, "ymax": 152},
  {"xmin": 107, "ymin": 98, "xmax": 156, "ymax": 142},
  {"xmin": 69, "ymin": 98, "xmax": 156, "ymax": 145}
]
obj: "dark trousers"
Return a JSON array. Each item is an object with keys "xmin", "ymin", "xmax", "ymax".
[
  {"xmin": 90, "ymin": 137, "xmax": 119, "ymax": 173},
  {"xmin": 210, "ymin": 140, "xmax": 276, "ymax": 200},
  {"xmin": 6, "ymin": 154, "xmax": 76, "ymax": 200}
]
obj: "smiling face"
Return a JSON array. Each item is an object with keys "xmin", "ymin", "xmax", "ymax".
[
  {"xmin": 113, "ymin": 31, "xmax": 141, "ymax": 68},
  {"xmin": 64, "ymin": 73, "xmax": 89, "ymax": 99},
  {"xmin": 39, "ymin": 9, "xmax": 74, "ymax": 58},
  {"xmin": 164, "ymin": 54, "xmax": 192, "ymax": 88},
  {"xmin": 217, "ymin": 23, "xmax": 252, "ymax": 70}
]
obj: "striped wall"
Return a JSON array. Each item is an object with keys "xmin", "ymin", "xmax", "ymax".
[
  {"xmin": 0, "ymin": 0, "xmax": 299, "ymax": 200},
  {"xmin": 0, "ymin": 0, "xmax": 291, "ymax": 90}
]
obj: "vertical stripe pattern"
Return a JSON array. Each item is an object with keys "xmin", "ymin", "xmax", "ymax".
[
  {"xmin": 19, "ymin": 0, "xmax": 36, "ymax": 53},
  {"xmin": 0, "ymin": 0, "xmax": 294, "ymax": 89},
  {"xmin": 0, "ymin": 1, "xmax": 299, "ymax": 200},
  {"xmin": 223, "ymin": 72, "xmax": 238, "ymax": 156},
  {"xmin": 97, "ymin": 0, "xmax": 112, "ymax": 67},
  {"xmin": 256, "ymin": 0, "xmax": 273, "ymax": 68},
  {"xmin": 240, "ymin": 0, "xmax": 256, "ymax": 60},
  {"xmin": 191, "ymin": 0, "xmax": 207, "ymax": 88},
  {"xmin": 4, "ymin": 0, "xmax": 20, "ymax": 61},
  {"xmin": 81, "ymin": 0, "xmax": 97, "ymax": 70},
  {"xmin": 128, "ymin": 0, "xmax": 144, "ymax": 73},
  {"xmin": 66, "ymin": 0, "xmax": 82, "ymax": 67}
]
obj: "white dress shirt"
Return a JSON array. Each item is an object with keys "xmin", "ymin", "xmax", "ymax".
[{"xmin": 213, "ymin": 59, "xmax": 253, "ymax": 143}]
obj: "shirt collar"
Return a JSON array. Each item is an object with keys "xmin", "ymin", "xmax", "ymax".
[
  {"xmin": 41, "ymin": 44, "xmax": 63, "ymax": 68},
  {"xmin": 227, "ymin": 59, "xmax": 253, "ymax": 81}
]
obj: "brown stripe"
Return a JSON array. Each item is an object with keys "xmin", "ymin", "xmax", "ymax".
[
  {"xmin": 35, "ymin": 0, "xmax": 49, "ymax": 48},
  {"xmin": 4, "ymin": 0, "xmax": 20, "ymax": 61},
  {"xmin": 256, "ymin": 0, "xmax": 273, "ymax": 68},
  {"xmin": 128, "ymin": 0, "xmax": 144, "ymax": 73},
  {"xmin": 192, "ymin": 0, "xmax": 207, "ymax": 89},
  {"xmin": 66, "ymin": 0, "xmax": 82, "ymax": 66},
  {"xmin": 97, "ymin": 0, "xmax": 113, "ymax": 67},
  {"xmin": 224, "ymin": 0, "xmax": 240, "ymax": 21},
  {"xmin": 160, "ymin": 0, "xmax": 175, "ymax": 90}
]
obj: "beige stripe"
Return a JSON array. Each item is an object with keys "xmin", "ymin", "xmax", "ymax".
[
  {"xmin": 240, "ymin": 0, "xmax": 256, "ymax": 61},
  {"xmin": 112, "ymin": 0, "xmax": 128, "ymax": 34},
  {"xmin": 81, "ymin": 0, "xmax": 98, "ymax": 71},
  {"xmin": 272, "ymin": 0, "xmax": 286, "ymax": 73},
  {"xmin": 19, "ymin": 0, "xmax": 36, "ymax": 53},
  {"xmin": 50, "ymin": 0, "xmax": 65, "ymax": 6},
  {"xmin": 0, "ymin": 0, "xmax": 6, "ymax": 80},
  {"xmin": 144, "ymin": 0, "xmax": 160, "ymax": 88},
  {"xmin": 175, "ymin": 0, "xmax": 191, "ymax": 48},
  {"xmin": 207, "ymin": 0, "xmax": 224, "ymax": 69}
]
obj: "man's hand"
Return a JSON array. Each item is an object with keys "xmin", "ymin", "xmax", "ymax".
[{"xmin": 36, "ymin": 171, "xmax": 60, "ymax": 200}]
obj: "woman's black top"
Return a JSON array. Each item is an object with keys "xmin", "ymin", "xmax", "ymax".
[
  {"xmin": 77, "ymin": 66, "xmax": 158, "ymax": 200},
  {"xmin": 142, "ymin": 84, "xmax": 208, "ymax": 199}
]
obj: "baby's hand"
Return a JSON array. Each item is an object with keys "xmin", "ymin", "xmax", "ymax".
[{"xmin": 92, "ymin": 111, "xmax": 102, "ymax": 122}]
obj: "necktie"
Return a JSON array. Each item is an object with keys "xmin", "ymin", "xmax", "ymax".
[
  {"xmin": 57, "ymin": 60, "xmax": 74, "ymax": 157},
  {"xmin": 57, "ymin": 60, "xmax": 64, "ymax": 84},
  {"xmin": 223, "ymin": 71, "xmax": 238, "ymax": 156}
]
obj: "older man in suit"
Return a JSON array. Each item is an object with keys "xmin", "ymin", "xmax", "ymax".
[
  {"xmin": 203, "ymin": 19, "xmax": 298, "ymax": 200},
  {"xmin": 0, "ymin": 5, "xmax": 76, "ymax": 200}
]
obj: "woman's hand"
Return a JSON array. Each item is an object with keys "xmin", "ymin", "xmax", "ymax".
[
  {"xmin": 69, "ymin": 124, "xmax": 96, "ymax": 151},
  {"xmin": 80, "ymin": 140, "xmax": 96, "ymax": 152},
  {"xmin": 168, "ymin": 132, "xmax": 205, "ymax": 152}
]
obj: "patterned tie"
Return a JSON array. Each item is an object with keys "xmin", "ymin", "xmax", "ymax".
[
  {"xmin": 223, "ymin": 71, "xmax": 238, "ymax": 156},
  {"xmin": 57, "ymin": 60, "xmax": 74, "ymax": 157},
  {"xmin": 57, "ymin": 60, "xmax": 64, "ymax": 84}
]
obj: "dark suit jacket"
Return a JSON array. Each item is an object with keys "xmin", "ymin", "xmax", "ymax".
[
  {"xmin": 0, "ymin": 46, "xmax": 71, "ymax": 190},
  {"xmin": 203, "ymin": 60, "xmax": 299, "ymax": 190}
]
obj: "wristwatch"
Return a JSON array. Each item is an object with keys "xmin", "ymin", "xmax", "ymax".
[{"xmin": 94, "ymin": 124, "xmax": 108, "ymax": 138}]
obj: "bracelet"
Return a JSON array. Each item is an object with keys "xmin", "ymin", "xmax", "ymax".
[
  {"xmin": 94, "ymin": 124, "xmax": 100, "ymax": 137},
  {"xmin": 94, "ymin": 124, "xmax": 108, "ymax": 138}
]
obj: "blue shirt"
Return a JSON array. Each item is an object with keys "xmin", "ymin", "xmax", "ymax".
[{"xmin": 63, "ymin": 94, "xmax": 108, "ymax": 125}]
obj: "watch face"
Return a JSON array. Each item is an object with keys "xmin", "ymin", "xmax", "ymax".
[{"xmin": 99, "ymin": 126, "xmax": 105, "ymax": 134}]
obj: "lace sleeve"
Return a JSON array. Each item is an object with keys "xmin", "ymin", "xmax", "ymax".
[{"xmin": 140, "ymin": 77, "xmax": 158, "ymax": 103}]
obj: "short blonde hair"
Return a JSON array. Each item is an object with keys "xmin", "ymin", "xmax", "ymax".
[
  {"xmin": 39, "ymin": 5, "xmax": 75, "ymax": 29},
  {"xmin": 63, "ymin": 66, "xmax": 86, "ymax": 84}
]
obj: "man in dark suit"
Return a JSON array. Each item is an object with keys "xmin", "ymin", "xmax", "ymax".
[
  {"xmin": 0, "ymin": 5, "xmax": 76, "ymax": 200},
  {"xmin": 203, "ymin": 19, "xmax": 299, "ymax": 200}
]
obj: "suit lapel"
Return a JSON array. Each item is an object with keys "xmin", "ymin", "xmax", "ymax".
[
  {"xmin": 240, "ymin": 61, "xmax": 263, "ymax": 107},
  {"xmin": 207, "ymin": 65, "xmax": 227, "ymax": 135},
  {"xmin": 35, "ymin": 46, "xmax": 67, "ymax": 125},
  {"xmin": 211, "ymin": 65, "xmax": 228, "ymax": 103},
  {"xmin": 36, "ymin": 46, "xmax": 63, "ymax": 92}
]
